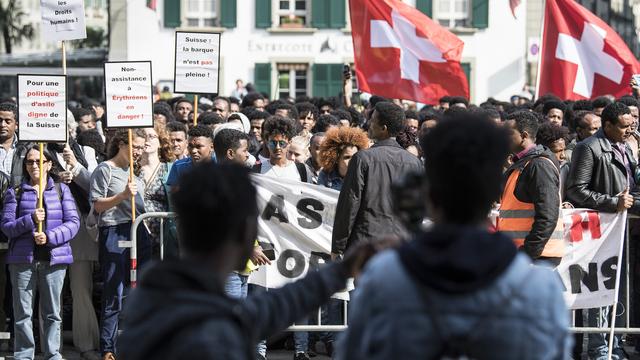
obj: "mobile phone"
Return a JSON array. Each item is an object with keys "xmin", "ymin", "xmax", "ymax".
[
  {"xmin": 343, "ymin": 64, "xmax": 351, "ymax": 80},
  {"xmin": 262, "ymin": 248, "xmax": 276, "ymax": 261},
  {"xmin": 633, "ymin": 74, "xmax": 640, "ymax": 85}
]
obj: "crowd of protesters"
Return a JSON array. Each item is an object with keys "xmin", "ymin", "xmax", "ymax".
[{"xmin": 0, "ymin": 71, "xmax": 639, "ymax": 360}]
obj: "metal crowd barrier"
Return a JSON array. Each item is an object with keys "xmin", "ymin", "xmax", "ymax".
[
  {"xmin": 128, "ymin": 212, "xmax": 347, "ymax": 331},
  {"xmin": 129, "ymin": 213, "xmax": 640, "ymax": 337}
]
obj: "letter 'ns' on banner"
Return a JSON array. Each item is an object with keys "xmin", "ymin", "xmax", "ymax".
[
  {"xmin": 17, "ymin": 74, "xmax": 67, "ymax": 142},
  {"xmin": 103, "ymin": 61, "xmax": 154, "ymax": 128}
]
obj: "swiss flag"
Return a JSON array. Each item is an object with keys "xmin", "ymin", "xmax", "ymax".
[
  {"xmin": 538, "ymin": 0, "xmax": 640, "ymax": 99},
  {"xmin": 349, "ymin": 0, "xmax": 469, "ymax": 104}
]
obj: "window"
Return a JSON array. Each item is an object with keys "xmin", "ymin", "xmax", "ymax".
[
  {"xmin": 277, "ymin": 0, "xmax": 307, "ymax": 27},
  {"xmin": 185, "ymin": 0, "xmax": 217, "ymax": 28},
  {"xmin": 277, "ymin": 64, "xmax": 308, "ymax": 99},
  {"xmin": 435, "ymin": 0, "xmax": 469, "ymax": 28}
]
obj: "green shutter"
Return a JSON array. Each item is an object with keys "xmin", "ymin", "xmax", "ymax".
[
  {"xmin": 461, "ymin": 63, "xmax": 471, "ymax": 89},
  {"xmin": 164, "ymin": 0, "xmax": 181, "ymax": 28},
  {"xmin": 220, "ymin": 0, "xmax": 237, "ymax": 28},
  {"xmin": 313, "ymin": 64, "xmax": 329, "ymax": 97},
  {"xmin": 254, "ymin": 63, "xmax": 272, "ymax": 98},
  {"xmin": 312, "ymin": 0, "xmax": 329, "ymax": 29},
  {"xmin": 329, "ymin": 0, "xmax": 345, "ymax": 29},
  {"xmin": 313, "ymin": 64, "xmax": 343, "ymax": 97},
  {"xmin": 472, "ymin": 0, "xmax": 489, "ymax": 29},
  {"xmin": 328, "ymin": 64, "xmax": 343, "ymax": 96},
  {"xmin": 255, "ymin": 0, "xmax": 271, "ymax": 29},
  {"xmin": 416, "ymin": 0, "xmax": 433, "ymax": 17}
]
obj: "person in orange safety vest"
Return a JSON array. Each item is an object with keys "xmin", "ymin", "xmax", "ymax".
[{"xmin": 497, "ymin": 111, "xmax": 564, "ymax": 266}]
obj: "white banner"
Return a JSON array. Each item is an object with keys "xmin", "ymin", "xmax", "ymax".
[
  {"xmin": 249, "ymin": 176, "xmax": 626, "ymax": 308},
  {"xmin": 174, "ymin": 31, "xmax": 221, "ymax": 95},
  {"xmin": 557, "ymin": 209, "xmax": 626, "ymax": 310},
  {"xmin": 40, "ymin": 0, "xmax": 86, "ymax": 42},
  {"xmin": 17, "ymin": 74, "xmax": 67, "ymax": 142},
  {"xmin": 104, "ymin": 61, "xmax": 154, "ymax": 128},
  {"xmin": 248, "ymin": 175, "xmax": 352, "ymax": 300}
]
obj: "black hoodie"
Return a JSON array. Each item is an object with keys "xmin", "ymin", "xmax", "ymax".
[
  {"xmin": 119, "ymin": 259, "xmax": 349, "ymax": 360},
  {"xmin": 398, "ymin": 225, "xmax": 517, "ymax": 294}
]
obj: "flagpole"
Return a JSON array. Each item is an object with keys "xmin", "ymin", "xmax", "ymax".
[{"xmin": 534, "ymin": 0, "xmax": 547, "ymax": 100}]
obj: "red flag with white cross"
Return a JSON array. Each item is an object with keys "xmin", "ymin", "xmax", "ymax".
[
  {"xmin": 349, "ymin": 0, "xmax": 469, "ymax": 104},
  {"xmin": 538, "ymin": 0, "xmax": 640, "ymax": 99}
]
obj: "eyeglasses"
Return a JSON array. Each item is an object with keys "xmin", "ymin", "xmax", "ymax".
[
  {"xmin": 25, "ymin": 160, "xmax": 50, "ymax": 167},
  {"xmin": 268, "ymin": 140, "xmax": 288, "ymax": 149}
]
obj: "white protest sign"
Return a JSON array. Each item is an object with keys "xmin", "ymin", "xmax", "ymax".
[
  {"xmin": 174, "ymin": 31, "xmax": 221, "ymax": 94},
  {"xmin": 17, "ymin": 74, "xmax": 67, "ymax": 142},
  {"xmin": 556, "ymin": 209, "xmax": 626, "ymax": 310},
  {"xmin": 104, "ymin": 61, "xmax": 154, "ymax": 128},
  {"xmin": 248, "ymin": 174, "xmax": 352, "ymax": 300},
  {"xmin": 40, "ymin": 0, "xmax": 87, "ymax": 42}
]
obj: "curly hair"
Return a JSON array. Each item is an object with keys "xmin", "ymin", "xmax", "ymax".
[
  {"xmin": 262, "ymin": 116, "xmax": 297, "ymax": 141},
  {"xmin": 155, "ymin": 123, "xmax": 176, "ymax": 163},
  {"xmin": 319, "ymin": 127, "xmax": 370, "ymax": 173},
  {"xmin": 536, "ymin": 122, "xmax": 569, "ymax": 148}
]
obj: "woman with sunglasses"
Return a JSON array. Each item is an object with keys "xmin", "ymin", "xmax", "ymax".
[
  {"xmin": 1, "ymin": 146, "xmax": 79, "ymax": 359},
  {"xmin": 89, "ymin": 129, "xmax": 150, "ymax": 360}
]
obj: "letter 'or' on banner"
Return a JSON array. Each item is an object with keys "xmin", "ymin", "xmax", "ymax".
[
  {"xmin": 103, "ymin": 61, "xmax": 154, "ymax": 128},
  {"xmin": 17, "ymin": 74, "xmax": 67, "ymax": 142},
  {"xmin": 174, "ymin": 31, "xmax": 221, "ymax": 95},
  {"xmin": 39, "ymin": 0, "xmax": 87, "ymax": 42}
]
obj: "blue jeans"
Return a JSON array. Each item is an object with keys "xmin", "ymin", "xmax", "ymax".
[
  {"xmin": 9, "ymin": 262, "xmax": 66, "ymax": 360},
  {"xmin": 99, "ymin": 223, "xmax": 150, "ymax": 355},
  {"xmin": 249, "ymin": 284, "xmax": 267, "ymax": 357},
  {"xmin": 225, "ymin": 273, "xmax": 248, "ymax": 300}
]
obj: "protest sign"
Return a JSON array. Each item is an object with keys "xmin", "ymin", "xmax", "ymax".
[
  {"xmin": 174, "ymin": 31, "xmax": 221, "ymax": 95},
  {"xmin": 556, "ymin": 209, "xmax": 626, "ymax": 310},
  {"xmin": 17, "ymin": 74, "xmax": 67, "ymax": 142},
  {"xmin": 248, "ymin": 175, "xmax": 352, "ymax": 300},
  {"xmin": 104, "ymin": 61, "xmax": 154, "ymax": 128},
  {"xmin": 40, "ymin": 0, "xmax": 87, "ymax": 42}
]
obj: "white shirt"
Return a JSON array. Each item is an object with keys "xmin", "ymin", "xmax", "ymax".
[{"xmin": 261, "ymin": 160, "xmax": 301, "ymax": 181}]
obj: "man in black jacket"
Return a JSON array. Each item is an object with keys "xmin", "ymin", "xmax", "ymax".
[
  {"xmin": 566, "ymin": 102, "xmax": 638, "ymax": 214},
  {"xmin": 565, "ymin": 101, "xmax": 635, "ymax": 360},
  {"xmin": 118, "ymin": 163, "xmax": 381, "ymax": 360},
  {"xmin": 331, "ymin": 102, "xmax": 423, "ymax": 257},
  {"xmin": 499, "ymin": 111, "xmax": 562, "ymax": 264}
]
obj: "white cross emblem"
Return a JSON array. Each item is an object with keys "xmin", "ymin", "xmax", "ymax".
[
  {"xmin": 555, "ymin": 22, "xmax": 624, "ymax": 98},
  {"xmin": 370, "ymin": 9, "xmax": 445, "ymax": 84}
]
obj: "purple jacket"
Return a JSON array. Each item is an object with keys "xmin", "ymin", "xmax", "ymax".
[{"xmin": 1, "ymin": 178, "xmax": 79, "ymax": 265}]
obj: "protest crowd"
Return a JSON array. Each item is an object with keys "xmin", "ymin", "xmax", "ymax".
[
  {"xmin": 6, "ymin": 0, "xmax": 640, "ymax": 358},
  {"xmin": 1, "ymin": 66, "xmax": 640, "ymax": 360}
]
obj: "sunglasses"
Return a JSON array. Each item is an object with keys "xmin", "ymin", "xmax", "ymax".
[
  {"xmin": 25, "ymin": 160, "xmax": 51, "ymax": 167},
  {"xmin": 268, "ymin": 140, "xmax": 288, "ymax": 149}
]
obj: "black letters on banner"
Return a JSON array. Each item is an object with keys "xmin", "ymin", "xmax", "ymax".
[
  {"xmin": 297, "ymin": 198, "xmax": 324, "ymax": 229},
  {"xmin": 277, "ymin": 249, "xmax": 306, "ymax": 278},
  {"xmin": 262, "ymin": 195, "xmax": 289, "ymax": 223},
  {"xmin": 567, "ymin": 256, "xmax": 618, "ymax": 294},
  {"xmin": 602, "ymin": 256, "xmax": 618, "ymax": 290},
  {"xmin": 569, "ymin": 263, "xmax": 598, "ymax": 294}
]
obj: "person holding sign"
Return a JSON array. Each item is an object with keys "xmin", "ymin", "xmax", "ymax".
[
  {"xmin": 1, "ymin": 146, "xmax": 79, "ymax": 360},
  {"xmin": 89, "ymin": 129, "xmax": 150, "ymax": 360}
]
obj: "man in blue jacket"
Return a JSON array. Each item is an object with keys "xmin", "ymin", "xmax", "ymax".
[{"xmin": 337, "ymin": 113, "xmax": 572, "ymax": 360}]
